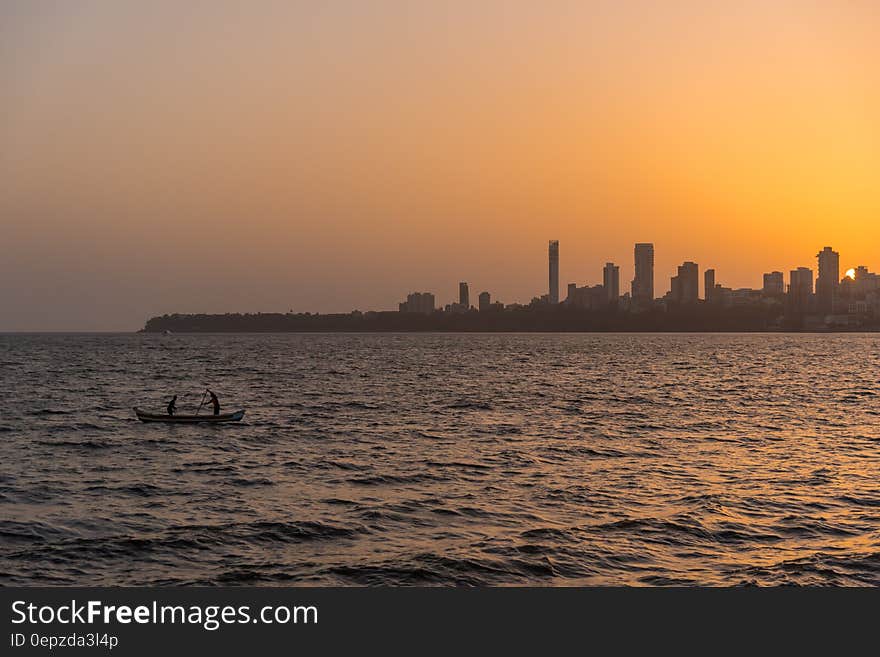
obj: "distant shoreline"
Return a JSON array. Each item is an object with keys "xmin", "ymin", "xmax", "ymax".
[
  {"xmin": 4, "ymin": 329, "xmax": 880, "ymax": 335},
  {"xmin": 140, "ymin": 307, "xmax": 879, "ymax": 334},
  {"xmin": 139, "ymin": 329, "xmax": 876, "ymax": 334}
]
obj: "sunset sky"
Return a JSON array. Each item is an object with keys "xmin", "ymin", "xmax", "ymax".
[{"xmin": 2, "ymin": 1, "xmax": 879, "ymax": 330}]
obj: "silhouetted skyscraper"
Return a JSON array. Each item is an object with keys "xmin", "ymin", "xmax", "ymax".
[
  {"xmin": 549, "ymin": 240, "xmax": 559, "ymax": 304},
  {"xmin": 816, "ymin": 246, "xmax": 839, "ymax": 314},
  {"xmin": 603, "ymin": 262, "xmax": 620, "ymax": 303},
  {"xmin": 851, "ymin": 266, "xmax": 880, "ymax": 296},
  {"xmin": 459, "ymin": 282, "xmax": 470, "ymax": 308},
  {"xmin": 478, "ymin": 291, "xmax": 490, "ymax": 311},
  {"xmin": 670, "ymin": 261, "xmax": 699, "ymax": 304},
  {"xmin": 789, "ymin": 267, "xmax": 813, "ymax": 313},
  {"xmin": 763, "ymin": 271, "xmax": 784, "ymax": 297},
  {"xmin": 399, "ymin": 292, "xmax": 435, "ymax": 314},
  {"xmin": 704, "ymin": 269, "xmax": 715, "ymax": 303},
  {"xmin": 631, "ymin": 243, "xmax": 654, "ymax": 306}
]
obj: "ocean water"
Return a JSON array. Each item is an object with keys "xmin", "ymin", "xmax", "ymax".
[{"xmin": 2, "ymin": 332, "xmax": 880, "ymax": 586}]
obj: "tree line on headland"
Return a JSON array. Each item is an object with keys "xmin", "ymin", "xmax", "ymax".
[{"xmin": 140, "ymin": 305, "xmax": 877, "ymax": 333}]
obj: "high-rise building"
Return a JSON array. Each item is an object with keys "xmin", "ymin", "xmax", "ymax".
[
  {"xmin": 603, "ymin": 262, "xmax": 620, "ymax": 303},
  {"xmin": 478, "ymin": 291, "xmax": 491, "ymax": 311},
  {"xmin": 566, "ymin": 284, "xmax": 606, "ymax": 310},
  {"xmin": 852, "ymin": 266, "xmax": 880, "ymax": 296},
  {"xmin": 398, "ymin": 292, "xmax": 435, "ymax": 314},
  {"xmin": 669, "ymin": 262, "xmax": 699, "ymax": 304},
  {"xmin": 763, "ymin": 271, "xmax": 785, "ymax": 297},
  {"xmin": 631, "ymin": 243, "xmax": 654, "ymax": 306},
  {"xmin": 816, "ymin": 246, "xmax": 839, "ymax": 314},
  {"xmin": 704, "ymin": 269, "xmax": 716, "ymax": 303},
  {"xmin": 459, "ymin": 282, "xmax": 470, "ymax": 309},
  {"xmin": 548, "ymin": 241, "xmax": 559, "ymax": 304},
  {"xmin": 788, "ymin": 267, "xmax": 813, "ymax": 313}
]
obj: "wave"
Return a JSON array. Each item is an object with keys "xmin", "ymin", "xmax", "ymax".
[
  {"xmin": 322, "ymin": 552, "xmax": 562, "ymax": 586},
  {"xmin": 34, "ymin": 439, "xmax": 111, "ymax": 449},
  {"xmin": 83, "ymin": 483, "xmax": 163, "ymax": 496},
  {"xmin": 730, "ymin": 550, "xmax": 880, "ymax": 586},
  {"xmin": 424, "ymin": 460, "xmax": 492, "ymax": 470},
  {"xmin": 444, "ymin": 401, "xmax": 493, "ymax": 410},
  {"xmin": 347, "ymin": 472, "xmax": 449, "ymax": 486}
]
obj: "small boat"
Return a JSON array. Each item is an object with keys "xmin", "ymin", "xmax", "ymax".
[{"xmin": 134, "ymin": 408, "xmax": 245, "ymax": 424}]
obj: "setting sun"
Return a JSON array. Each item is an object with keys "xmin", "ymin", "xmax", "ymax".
[{"xmin": 845, "ymin": 268, "xmax": 857, "ymax": 280}]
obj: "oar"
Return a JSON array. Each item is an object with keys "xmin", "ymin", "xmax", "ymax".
[{"xmin": 195, "ymin": 389, "xmax": 208, "ymax": 416}]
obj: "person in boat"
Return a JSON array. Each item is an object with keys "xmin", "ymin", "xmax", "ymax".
[
  {"xmin": 167, "ymin": 395, "xmax": 177, "ymax": 416},
  {"xmin": 206, "ymin": 390, "xmax": 220, "ymax": 416}
]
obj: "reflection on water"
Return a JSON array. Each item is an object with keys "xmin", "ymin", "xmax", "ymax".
[{"xmin": 1, "ymin": 333, "xmax": 879, "ymax": 585}]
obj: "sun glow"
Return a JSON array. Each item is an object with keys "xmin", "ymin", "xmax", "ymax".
[{"xmin": 845, "ymin": 268, "xmax": 856, "ymax": 280}]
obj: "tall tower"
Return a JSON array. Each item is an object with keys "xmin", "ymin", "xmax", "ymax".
[
  {"xmin": 670, "ymin": 262, "xmax": 699, "ymax": 304},
  {"xmin": 548, "ymin": 240, "xmax": 559, "ymax": 304},
  {"xmin": 789, "ymin": 267, "xmax": 814, "ymax": 313},
  {"xmin": 603, "ymin": 262, "xmax": 620, "ymax": 303},
  {"xmin": 763, "ymin": 272, "xmax": 784, "ymax": 296},
  {"xmin": 704, "ymin": 269, "xmax": 715, "ymax": 303},
  {"xmin": 459, "ymin": 282, "xmax": 470, "ymax": 308},
  {"xmin": 631, "ymin": 243, "xmax": 654, "ymax": 306},
  {"xmin": 816, "ymin": 246, "xmax": 839, "ymax": 314}
]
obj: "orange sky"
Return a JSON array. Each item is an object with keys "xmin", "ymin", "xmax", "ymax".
[{"xmin": 2, "ymin": 1, "xmax": 879, "ymax": 330}]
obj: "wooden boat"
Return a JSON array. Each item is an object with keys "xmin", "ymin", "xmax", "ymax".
[{"xmin": 134, "ymin": 408, "xmax": 245, "ymax": 424}]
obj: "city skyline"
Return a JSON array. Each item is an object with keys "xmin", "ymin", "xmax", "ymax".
[
  {"xmin": 6, "ymin": 231, "xmax": 880, "ymax": 328},
  {"xmin": 399, "ymin": 240, "xmax": 876, "ymax": 314},
  {"xmin": 144, "ymin": 236, "xmax": 880, "ymax": 330}
]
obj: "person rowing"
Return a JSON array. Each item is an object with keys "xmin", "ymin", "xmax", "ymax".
[
  {"xmin": 206, "ymin": 390, "xmax": 220, "ymax": 416},
  {"xmin": 167, "ymin": 395, "xmax": 177, "ymax": 416}
]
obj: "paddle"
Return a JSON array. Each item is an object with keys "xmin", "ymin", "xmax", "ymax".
[{"xmin": 195, "ymin": 389, "xmax": 208, "ymax": 416}]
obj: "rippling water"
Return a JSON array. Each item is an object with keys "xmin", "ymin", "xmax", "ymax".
[{"xmin": 2, "ymin": 333, "xmax": 880, "ymax": 586}]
